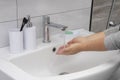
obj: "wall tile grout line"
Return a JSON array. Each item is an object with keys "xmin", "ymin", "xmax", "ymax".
[
  {"xmin": 32, "ymin": 7, "xmax": 91, "ymax": 18},
  {"xmin": 0, "ymin": 7, "xmax": 90, "ymax": 24},
  {"xmin": 16, "ymin": 0, "xmax": 19, "ymax": 28},
  {"xmin": 0, "ymin": 20, "xmax": 17, "ymax": 24}
]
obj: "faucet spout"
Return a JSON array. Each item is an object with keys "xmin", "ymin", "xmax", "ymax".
[
  {"xmin": 42, "ymin": 15, "xmax": 68, "ymax": 43},
  {"xmin": 48, "ymin": 22, "xmax": 67, "ymax": 31}
]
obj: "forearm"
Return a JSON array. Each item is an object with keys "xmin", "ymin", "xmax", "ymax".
[
  {"xmin": 82, "ymin": 26, "xmax": 120, "ymax": 51},
  {"xmin": 81, "ymin": 32, "xmax": 107, "ymax": 51},
  {"xmin": 57, "ymin": 27, "xmax": 120, "ymax": 55}
]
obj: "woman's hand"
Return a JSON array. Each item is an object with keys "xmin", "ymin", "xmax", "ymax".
[
  {"xmin": 56, "ymin": 32, "xmax": 106, "ymax": 55},
  {"xmin": 56, "ymin": 37, "xmax": 87, "ymax": 55},
  {"xmin": 68, "ymin": 36, "xmax": 87, "ymax": 44}
]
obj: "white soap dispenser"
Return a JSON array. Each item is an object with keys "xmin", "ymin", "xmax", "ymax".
[{"xmin": 24, "ymin": 15, "xmax": 37, "ymax": 50}]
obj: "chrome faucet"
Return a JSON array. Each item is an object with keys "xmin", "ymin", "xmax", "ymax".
[{"xmin": 42, "ymin": 15, "xmax": 68, "ymax": 43}]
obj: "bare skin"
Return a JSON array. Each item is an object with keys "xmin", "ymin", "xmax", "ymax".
[{"xmin": 56, "ymin": 32, "xmax": 107, "ymax": 55}]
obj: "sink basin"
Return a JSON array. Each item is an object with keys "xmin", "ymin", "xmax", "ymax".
[
  {"xmin": 9, "ymin": 44, "xmax": 120, "ymax": 80},
  {"xmin": 0, "ymin": 29, "xmax": 119, "ymax": 80}
]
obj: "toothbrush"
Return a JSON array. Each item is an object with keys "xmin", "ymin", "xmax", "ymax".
[{"xmin": 20, "ymin": 17, "xmax": 28, "ymax": 32}]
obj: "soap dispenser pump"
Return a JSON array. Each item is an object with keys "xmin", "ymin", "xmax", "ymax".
[
  {"xmin": 26, "ymin": 15, "xmax": 33, "ymax": 28},
  {"xmin": 24, "ymin": 15, "xmax": 37, "ymax": 50}
]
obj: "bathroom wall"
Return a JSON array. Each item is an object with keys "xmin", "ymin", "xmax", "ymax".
[
  {"xmin": 91, "ymin": 0, "xmax": 120, "ymax": 32},
  {"xmin": 91, "ymin": 0, "xmax": 120, "ymax": 79},
  {"xmin": 91, "ymin": 0, "xmax": 112, "ymax": 32},
  {"xmin": 0, "ymin": 0, "xmax": 92, "ymax": 47},
  {"xmin": 110, "ymin": 0, "xmax": 120, "ymax": 25}
]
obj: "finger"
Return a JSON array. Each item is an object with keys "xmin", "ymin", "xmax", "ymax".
[
  {"xmin": 56, "ymin": 45, "xmax": 68, "ymax": 54},
  {"xmin": 58, "ymin": 46, "xmax": 72, "ymax": 55},
  {"xmin": 56, "ymin": 45, "xmax": 71, "ymax": 55},
  {"xmin": 63, "ymin": 46, "xmax": 72, "ymax": 53},
  {"xmin": 68, "ymin": 40, "xmax": 73, "ymax": 44},
  {"xmin": 68, "ymin": 39, "xmax": 76, "ymax": 44},
  {"xmin": 58, "ymin": 44, "xmax": 68, "ymax": 49},
  {"xmin": 56, "ymin": 49, "xmax": 64, "ymax": 54}
]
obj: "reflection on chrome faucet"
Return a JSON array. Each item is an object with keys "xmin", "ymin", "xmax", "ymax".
[{"xmin": 42, "ymin": 15, "xmax": 68, "ymax": 43}]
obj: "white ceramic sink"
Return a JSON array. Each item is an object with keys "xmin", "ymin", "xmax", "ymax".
[
  {"xmin": 0, "ymin": 29, "xmax": 119, "ymax": 80},
  {"xmin": 9, "ymin": 45, "xmax": 120, "ymax": 80}
]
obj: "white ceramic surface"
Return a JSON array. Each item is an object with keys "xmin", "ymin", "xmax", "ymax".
[
  {"xmin": 10, "ymin": 45, "xmax": 120, "ymax": 80},
  {"xmin": 0, "ymin": 0, "xmax": 16, "ymax": 22},
  {"xmin": 24, "ymin": 26, "xmax": 37, "ymax": 50},
  {"xmin": 17, "ymin": 0, "xmax": 91, "ymax": 18},
  {"xmin": 0, "ymin": 29, "xmax": 119, "ymax": 80},
  {"xmin": 0, "ymin": 21, "xmax": 17, "ymax": 47},
  {"xmin": 9, "ymin": 28, "xmax": 24, "ymax": 53}
]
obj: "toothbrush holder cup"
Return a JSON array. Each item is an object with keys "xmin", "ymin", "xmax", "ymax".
[{"xmin": 9, "ymin": 28, "xmax": 24, "ymax": 53}]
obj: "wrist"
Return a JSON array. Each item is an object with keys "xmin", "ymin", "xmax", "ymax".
[{"xmin": 77, "ymin": 41, "xmax": 88, "ymax": 52}]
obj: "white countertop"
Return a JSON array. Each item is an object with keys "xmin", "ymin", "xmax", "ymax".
[
  {"xmin": 0, "ymin": 29, "xmax": 119, "ymax": 80},
  {"xmin": 0, "ymin": 29, "xmax": 93, "ymax": 61},
  {"xmin": 0, "ymin": 29, "xmax": 97, "ymax": 80}
]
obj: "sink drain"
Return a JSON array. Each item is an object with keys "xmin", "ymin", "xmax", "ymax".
[
  {"xmin": 52, "ymin": 47, "xmax": 56, "ymax": 52},
  {"xmin": 59, "ymin": 72, "xmax": 69, "ymax": 75}
]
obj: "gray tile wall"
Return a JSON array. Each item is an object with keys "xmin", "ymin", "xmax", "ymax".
[
  {"xmin": 91, "ymin": 0, "xmax": 112, "ymax": 32},
  {"xmin": 0, "ymin": 0, "xmax": 92, "ymax": 47},
  {"xmin": 91, "ymin": 0, "xmax": 120, "ymax": 32},
  {"xmin": 91, "ymin": 1, "xmax": 120, "ymax": 79},
  {"xmin": 110, "ymin": 0, "xmax": 120, "ymax": 25}
]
